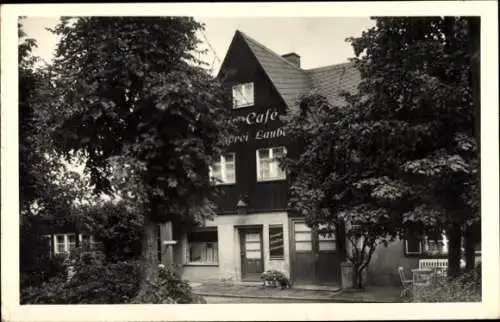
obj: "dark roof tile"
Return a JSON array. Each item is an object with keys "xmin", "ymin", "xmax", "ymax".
[
  {"xmin": 238, "ymin": 31, "xmax": 311, "ymax": 110},
  {"xmin": 234, "ymin": 30, "xmax": 361, "ymax": 109}
]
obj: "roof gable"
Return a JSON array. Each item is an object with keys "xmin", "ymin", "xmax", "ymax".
[
  {"xmin": 238, "ymin": 31, "xmax": 312, "ymax": 110},
  {"xmin": 217, "ymin": 30, "xmax": 361, "ymax": 109}
]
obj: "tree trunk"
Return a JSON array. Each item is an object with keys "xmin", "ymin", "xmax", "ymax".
[
  {"xmin": 352, "ymin": 263, "xmax": 364, "ymax": 290},
  {"xmin": 140, "ymin": 214, "xmax": 159, "ymax": 287},
  {"xmin": 464, "ymin": 224, "xmax": 477, "ymax": 272},
  {"xmin": 468, "ymin": 17, "xmax": 480, "ymax": 146},
  {"xmin": 447, "ymin": 223, "xmax": 462, "ymax": 278}
]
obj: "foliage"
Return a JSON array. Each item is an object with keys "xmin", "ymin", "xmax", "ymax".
[
  {"xmin": 83, "ymin": 200, "xmax": 144, "ymax": 261},
  {"xmin": 64, "ymin": 257, "xmax": 141, "ymax": 304},
  {"xmin": 21, "ymin": 258, "xmax": 206, "ymax": 304},
  {"xmin": 283, "ymin": 17, "xmax": 479, "ymax": 288},
  {"xmin": 410, "ymin": 269, "xmax": 481, "ymax": 302},
  {"xmin": 20, "ymin": 253, "xmax": 67, "ymax": 290},
  {"xmin": 131, "ymin": 265, "xmax": 206, "ymax": 304},
  {"xmin": 46, "ymin": 16, "xmax": 236, "ymax": 283},
  {"xmin": 21, "ymin": 256, "xmax": 141, "ymax": 304},
  {"xmin": 21, "ymin": 275, "xmax": 69, "ymax": 304},
  {"xmin": 346, "ymin": 17, "xmax": 479, "ymax": 276},
  {"xmin": 260, "ymin": 270, "xmax": 291, "ymax": 289},
  {"xmin": 48, "ymin": 17, "xmax": 234, "ymax": 220}
]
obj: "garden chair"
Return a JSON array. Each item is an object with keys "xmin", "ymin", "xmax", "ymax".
[{"xmin": 398, "ymin": 266, "xmax": 412, "ymax": 298}]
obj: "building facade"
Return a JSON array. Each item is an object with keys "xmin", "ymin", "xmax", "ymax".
[
  {"xmin": 39, "ymin": 30, "xmax": 480, "ymax": 288},
  {"xmin": 174, "ymin": 30, "xmax": 359, "ymax": 286},
  {"xmin": 172, "ymin": 30, "xmax": 481, "ymax": 287}
]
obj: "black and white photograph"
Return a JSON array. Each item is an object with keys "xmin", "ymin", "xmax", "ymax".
[{"xmin": 1, "ymin": 2, "xmax": 499, "ymax": 321}]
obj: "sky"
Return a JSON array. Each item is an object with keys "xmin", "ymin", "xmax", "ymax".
[{"xmin": 22, "ymin": 17, "xmax": 376, "ymax": 74}]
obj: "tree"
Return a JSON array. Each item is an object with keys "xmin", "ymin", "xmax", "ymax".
[
  {"xmin": 345, "ymin": 17, "xmax": 479, "ymax": 277},
  {"xmin": 19, "ymin": 18, "xmax": 69, "ymax": 279},
  {"xmin": 284, "ymin": 17, "xmax": 479, "ymax": 287},
  {"xmin": 47, "ymin": 17, "xmax": 234, "ymax": 286},
  {"xmin": 284, "ymin": 94, "xmax": 403, "ymax": 289}
]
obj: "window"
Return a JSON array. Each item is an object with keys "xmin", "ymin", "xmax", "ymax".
[
  {"xmin": 404, "ymin": 232, "xmax": 448, "ymax": 256},
  {"xmin": 404, "ymin": 236, "xmax": 423, "ymax": 255},
  {"xmin": 256, "ymin": 147, "xmax": 286, "ymax": 181},
  {"xmin": 80, "ymin": 234, "xmax": 99, "ymax": 253},
  {"xmin": 210, "ymin": 153, "xmax": 236, "ymax": 185},
  {"xmin": 232, "ymin": 82, "xmax": 254, "ymax": 108},
  {"xmin": 269, "ymin": 225, "xmax": 284, "ymax": 259},
  {"xmin": 52, "ymin": 233, "xmax": 99, "ymax": 256},
  {"xmin": 186, "ymin": 229, "xmax": 219, "ymax": 265},
  {"xmin": 294, "ymin": 222, "xmax": 312, "ymax": 252},
  {"xmin": 318, "ymin": 225, "xmax": 336, "ymax": 252},
  {"xmin": 54, "ymin": 234, "xmax": 77, "ymax": 255}
]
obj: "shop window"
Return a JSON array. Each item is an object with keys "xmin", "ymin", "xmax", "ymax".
[
  {"xmin": 232, "ymin": 82, "xmax": 254, "ymax": 108},
  {"xmin": 186, "ymin": 229, "xmax": 219, "ymax": 265},
  {"xmin": 269, "ymin": 225, "xmax": 284, "ymax": 259},
  {"xmin": 256, "ymin": 147, "xmax": 286, "ymax": 181},
  {"xmin": 210, "ymin": 153, "xmax": 236, "ymax": 185}
]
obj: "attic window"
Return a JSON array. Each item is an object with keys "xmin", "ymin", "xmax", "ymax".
[{"xmin": 232, "ymin": 82, "xmax": 254, "ymax": 108}]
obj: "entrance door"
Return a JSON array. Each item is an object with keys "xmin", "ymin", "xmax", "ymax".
[
  {"xmin": 240, "ymin": 229, "xmax": 264, "ymax": 280},
  {"xmin": 291, "ymin": 219, "xmax": 341, "ymax": 285}
]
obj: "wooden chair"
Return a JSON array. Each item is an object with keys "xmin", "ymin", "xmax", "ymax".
[{"xmin": 398, "ymin": 266, "xmax": 413, "ymax": 298}]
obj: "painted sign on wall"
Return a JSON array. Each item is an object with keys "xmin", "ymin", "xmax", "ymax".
[{"xmin": 223, "ymin": 107, "xmax": 286, "ymax": 146}]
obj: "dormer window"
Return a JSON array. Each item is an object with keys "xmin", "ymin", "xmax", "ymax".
[{"xmin": 232, "ymin": 82, "xmax": 254, "ymax": 108}]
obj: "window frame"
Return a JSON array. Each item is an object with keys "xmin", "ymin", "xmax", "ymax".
[
  {"xmin": 210, "ymin": 153, "xmax": 236, "ymax": 185},
  {"xmin": 52, "ymin": 233, "xmax": 99, "ymax": 256},
  {"xmin": 404, "ymin": 232, "xmax": 449, "ymax": 257},
  {"xmin": 185, "ymin": 228, "xmax": 219, "ymax": 266},
  {"xmin": 232, "ymin": 82, "xmax": 255, "ymax": 109},
  {"xmin": 404, "ymin": 237, "xmax": 423, "ymax": 256},
  {"xmin": 256, "ymin": 146, "xmax": 287, "ymax": 182},
  {"xmin": 269, "ymin": 225, "xmax": 285, "ymax": 259},
  {"xmin": 53, "ymin": 233, "xmax": 77, "ymax": 255}
]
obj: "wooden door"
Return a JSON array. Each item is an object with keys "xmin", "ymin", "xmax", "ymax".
[
  {"xmin": 240, "ymin": 229, "xmax": 264, "ymax": 280},
  {"xmin": 316, "ymin": 226, "xmax": 341, "ymax": 284},
  {"xmin": 291, "ymin": 221, "xmax": 316, "ymax": 284},
  {"xmin": 291, "ymin": 220, "xmax": 341, "ymax": 285}
]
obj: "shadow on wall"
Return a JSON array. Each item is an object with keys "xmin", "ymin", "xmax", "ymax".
[{"xmin": 367, "ymin": 239, "xmax": 418, "ymax": 287}]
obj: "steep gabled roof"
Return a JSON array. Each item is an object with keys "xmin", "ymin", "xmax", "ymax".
[
  {"xmin": 237, "ymin": 30, "xmax": 312, "ymax": 110},
  {"xmin": 219, "ymin": 30, "xmax": 361, "ymax": 109}
]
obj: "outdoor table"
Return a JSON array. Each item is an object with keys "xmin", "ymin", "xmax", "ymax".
[
  {"xmin": 411, "ymin": 268, "xmax": 432, "ymax": 292},
  {"xmin": 412, "ymin": 267, "xmax": 447, "ymax": 292}
]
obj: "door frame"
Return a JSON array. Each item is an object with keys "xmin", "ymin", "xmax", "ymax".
[
  {"xmin": 238, "ymin": 226, "xmax": 264, "ymax": 281},
  {"xmin": 289, "ymin": 217, "xmax": 343, "ymax": 285}
]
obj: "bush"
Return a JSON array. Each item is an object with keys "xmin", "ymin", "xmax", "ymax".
[
  {"xmin": 411, "ymin": 270, "xmax": 481, "ymax": 302},
  {"xmin": 260, "ymin": 270, "xmax": 290, "ymax": 289},
  {"xmin": 21, "ymin": 275, "xmax": 68, "ymax": 304},
  {"xmin": 21, "ymin": 259, "xmax": 205, "ymax": 304},
  {"xmin": 64, "ymin": 257, "xmax": 141, "ymax": 304},
  {"xmin": 20, "ymin": 254, "xmax": 67, "ymax": 289},
  {"xmin": 131, "ymin": 265, "xmax": 206, "ymax": 304},
  {"xmin": 21, "ymin": 256, "xmax": 141, "ymax": 304}
]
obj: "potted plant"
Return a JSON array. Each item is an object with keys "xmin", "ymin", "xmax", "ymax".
[{"xmin": 260, "ymin": 270, "xmax": 290, "ymax": 289}]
